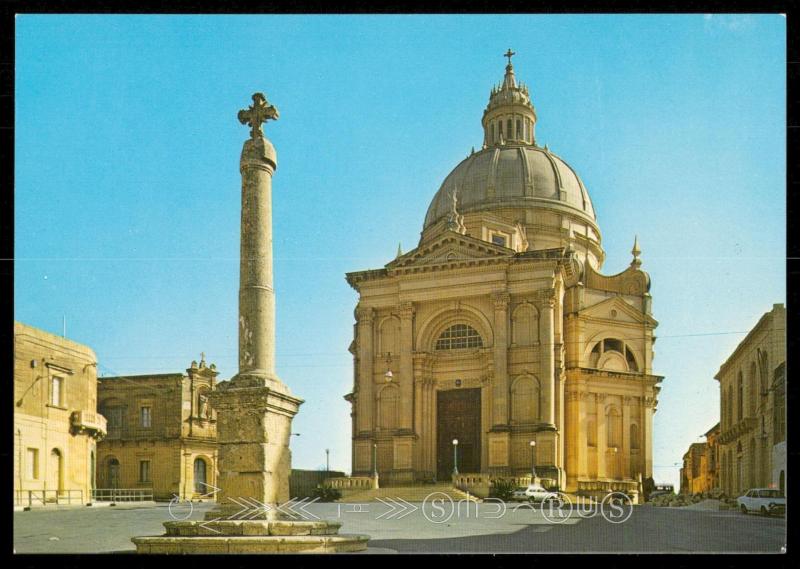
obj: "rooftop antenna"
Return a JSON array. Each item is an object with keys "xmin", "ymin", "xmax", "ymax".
[{"xmin": 62, "ymin": 314, "xmax": 66, "ymax": 338}]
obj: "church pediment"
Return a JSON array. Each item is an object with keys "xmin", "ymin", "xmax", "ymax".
[
  {"xmin": 386, "ymin": 231, "xmax": 514, "ymax": 272},
  {"xmin": 579, "ymin": 296, "xmax": 657, "ymax": 327}
]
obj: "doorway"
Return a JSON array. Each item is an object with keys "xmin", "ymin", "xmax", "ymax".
[
  {"xmin": 47, "ymin": 449, "xmax": 63, "ymax": 501},
  {"xmin": 437, "ymin": 388, "xmax": 481, "ymax": 479},
  {"xmin": 194, "ymin": 457, "xmax": 207, "ymax": 494},
  {"xmin": 108, "ymin": 458, "xmax": 120, "ymax": 489}
]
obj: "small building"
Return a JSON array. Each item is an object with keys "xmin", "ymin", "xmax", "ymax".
[
  {"xmin": 97, "ymin": 357, "xmax": 218, "ymax": 501},
  {"xmin": 680, "ymin": 441, "xmax": 712, "ymax": 495},
  {"xmin": 715, "ymin": 304, "xmax": 786, "ymax": 496},
  {"xmin": 14, "ymin": 322, "xmax": 107, "ymax": 507}
]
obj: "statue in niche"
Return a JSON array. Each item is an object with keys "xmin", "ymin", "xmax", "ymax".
[{"xmin": 198, "ymin": 393, "xmax": 210, "ymax": 419}]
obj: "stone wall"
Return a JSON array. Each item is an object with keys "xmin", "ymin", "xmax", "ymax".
[{"xmin": 289, "ymin": 470, "xmax": 345, "ymax": 498}]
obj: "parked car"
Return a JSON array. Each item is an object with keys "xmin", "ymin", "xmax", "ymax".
[
  {"xmin": 648, "ymin": 484, "xmax": 675, "ymax": 500},
  {"xmin": 736, "ymin": 488, "xmax": 786, "ymax": 516},
  {"xmin": 524, "ymin": 483, "xmax": 557, "ymax": 502},
  {"xmin": 510, "ymin": 487, "xmax": 529, "ymax": 501}
]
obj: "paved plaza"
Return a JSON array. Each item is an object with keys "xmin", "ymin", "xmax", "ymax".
[{"xmin": 13, "ymin": 500, "xmax": 785, "ymax": 554}]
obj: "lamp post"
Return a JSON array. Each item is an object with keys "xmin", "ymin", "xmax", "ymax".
[
  {"xmin": 325, "ymin": 448, "xmax": 330, "ymax": 474},
  {"xmin": 529, "ymin": 440, "xmax": 537, "ymax": 481},
  {"xmin": 611, "ymin": 446, "xmax": 619, "ymax": 480},
  {"xmin": 372, "ymin": 443, "xmax": 378, "ymax": 478},
  {"xmin": 452, "ymin": 439, "xmax": 459, "ymax": 476}
]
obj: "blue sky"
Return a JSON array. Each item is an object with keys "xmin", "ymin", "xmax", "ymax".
[{"xmin": 15, "ymin": 14, "xmax": 785, "ymax": 487}]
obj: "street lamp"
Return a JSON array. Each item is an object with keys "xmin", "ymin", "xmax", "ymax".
[
  {"xmin": 452, "ymin": 439, "xmax": 459, "ymax": 476},
  {"xmin": 610, "ymin": 446, "xmax": 619, "ymax": 479},
  {"xmin": 372, "ymin": 443, "xmax": 378, "ymax": 478},
  {"xmin": 325, "ymin": 448, "xmax": 330, "ymax": 474},
  {"xmin": 529, "ymin": 440, "xmax": 537, "ymax": 480}
]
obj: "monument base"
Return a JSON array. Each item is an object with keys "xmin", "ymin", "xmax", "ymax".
[{"xmin": 132, "ymin": 519, "xmax": 370, "ymax": 554}]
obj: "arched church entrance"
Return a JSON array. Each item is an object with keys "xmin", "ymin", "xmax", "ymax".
[{"xmin": 436, "ymin": 388, "xmax": 481, "ymax": 479}]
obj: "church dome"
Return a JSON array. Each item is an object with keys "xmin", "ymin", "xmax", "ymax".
[
  {"xmin": 420, "ymin": 50, "xmax": 603, "ymax": 267},
  {"xmin": 422, "ymin": 144, "xmax": 596, "ymax": 229}
]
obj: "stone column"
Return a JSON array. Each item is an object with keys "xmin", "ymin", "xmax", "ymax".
[
  {"xmin": 491, "ymin": 292, "xmax": 510, "ymax": 426},
  {"xmin": 540, "ymin": 295, "xmax": 555, "ymax": 425},
  {"xmin": 597, "ymin": 394, "xmax": 607, "ymax": 479},
  {"xmin": 643, "ymin": 396, "xmax": 655, "ymax": 479},
  {"xmin": 207, "ymin": 93, "xmax": 303, "ymax": 520},
  {"xmin": 622, "ymin": 396, "xmax": 631, "ymax": 479},
  {"xmin": 356, "ymin": 307, "xmax": 375, "ymax": 434},
  {"xmin": 399, "ymin": 302, "xmax": 414, "ymax": 431},
  {"xmin": 577, "ymin": 391, "xmax": 589, "ymax": 479},
  {"xmin": 235, "ymin": 114, "xmax": 278, "ymax": 387}
]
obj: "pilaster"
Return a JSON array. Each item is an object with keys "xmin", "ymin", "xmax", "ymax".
[
  {"xmin": 491, "ymin": 292, "xmax": 510, "ymax": 426},
  {"xmin": 356, "ymin": 307, "xmax": 374, "ymax": 434},
  {"xmin": 399, "ymin": 302, "xmax": 414, "ymax": 431}
]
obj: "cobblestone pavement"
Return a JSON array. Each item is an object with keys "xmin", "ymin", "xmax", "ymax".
[{"xmin": 13, "ymin": 501, "xmax": 786, "ymax": 554}]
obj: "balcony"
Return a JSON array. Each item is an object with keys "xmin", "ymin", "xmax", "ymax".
[
  {"xmin": 718, "ymin": 417, "xmax": 757, "ymax": 445},
  {"xmin": 70, "ymin": 410, "xmax": 107, "ymax": 439}
]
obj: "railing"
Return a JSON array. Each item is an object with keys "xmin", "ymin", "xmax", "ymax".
[
  {"xmin": 323, "ymin": 476, "xmax": 376, "ymax": 490},
  {"xmin": 577, "ymin": 479, "xmax": 639, "ymax": 493},
  {"xmin": 452, "ymin": 473, "xmax": 559, "ymax": 498},
  {"xmin": 70, "ymin": 410, "xmax": 108, "ymax": 438},
  {"xmin": 91, "ymin": 488, "xmax": 154, "ymax": 502},
  {"xmin": 15, "ymin": 489, "xmax": 84, "ymax": 507}
]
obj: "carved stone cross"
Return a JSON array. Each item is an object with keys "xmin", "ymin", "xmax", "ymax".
[
  {"xmin": 504, "ymin": 49, "xmax": 515, "ymax": 65},
  {"xmin": 238, "ymin": 92, "xmax": 279, "ymax": 139}
]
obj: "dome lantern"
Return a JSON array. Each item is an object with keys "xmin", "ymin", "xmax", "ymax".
[{"xmin": 482, "ymin": 49, "xmax": 538, "ymax": 147}]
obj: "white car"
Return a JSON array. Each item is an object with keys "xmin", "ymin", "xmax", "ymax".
[
  {"xmin": 736, "ymin": 488, "xmax": 786, "ymax": 516},
  {"xmin": 510, "ymin": 487, "xmax": 529, "ymax": 501},
  {"xmin": 522, "ymin": 483, "xmax": 556, "ymax": 502}
]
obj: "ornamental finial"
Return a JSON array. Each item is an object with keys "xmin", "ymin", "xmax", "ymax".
[
  {"xmin": 238, "ymin": 92, "xmax": 279, "ymax": 140},
  {"xmin": 504, "ymin": 48, "xmax": 515, "ymax": 66},
  {"xmin": 631, "ymin": 235, "xmax": 642, "ymax": 267}
]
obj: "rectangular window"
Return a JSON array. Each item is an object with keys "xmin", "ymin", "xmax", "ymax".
[
  {"xmin": 51, "ymin": 376, "xmax": 63, "ymax": 407},
  {"xmin": 140, "ymin": 406, "xmax": 152, "ymax": 428},
  {"xmin": 491, "ymin": 234, "xmax": 507, "ymax": 247},
  {"xmin": 139, "ymin": 460, "xmax": 151, "ymax": 483},
  {"xmin": 26, "ymin": 448, "xmax": 39, "ymax": 480}
]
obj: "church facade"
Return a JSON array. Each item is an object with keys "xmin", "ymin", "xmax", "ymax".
[{"xmin": 345, "ymin": 54, "xmax": 662, "ymax": 494}]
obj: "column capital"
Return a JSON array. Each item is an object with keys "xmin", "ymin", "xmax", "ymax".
[
  {"xmin": 356, "ymin": 306, "xmax": 375, "ymax": 324},
  {"xmin": 491, "ymin": 292, "xmax": 511, "ymax": 310},
  {"xmin": 398, "ymin": 301, "xmax": 415, "ymax": 320},
  {"xmin": 538, "ymin": 290, "xmax": 556, "ymax": 307}
]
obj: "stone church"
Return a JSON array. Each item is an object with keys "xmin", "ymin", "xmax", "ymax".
[{"xmin": 345, "ymin": 53, "xmax": 662, "ymax": 494}]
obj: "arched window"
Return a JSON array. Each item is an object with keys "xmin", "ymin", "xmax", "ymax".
[
  {"xmin": 379, "ymin": 316, "xmax": 401, "ymax": 356},
  {"xmin": 587, "ymin": 416, "xmax": 597, "ymax": 447},
  {"xmin": 737, "ymin": 371, "xmax": 744, "ymax": 420},
  {"xmin": 630, "ymin": 424, "xmax": 640, "ymax": 450},
  {"xmin": 435, "ymin": 324, "xmax": 483, "ymax": 350},
  {"xmin": 194, "ymin": 458, "xmax": 207, "ymax": 494},
  {"xmin": 510, "ymin": 376, "xmax": 540, "ymax": 424},
  {"xmin": 377, "ymin": 385, "xmax": 399, "ymax": 430},
  {"xmin": 516, "ymin": 119, "xmax": 522, "ymax": 139},
  {"xmin": 607, "ymin": 407, "xmax": 622, "ymax": 448},
  {"xmin": 748, "ymin": 362, "xmax": 757, "ymax": 416},
  {"xmin": 511, "ymin": 304, "xmax": 539, "ymax": 346},
  {"xmin": 507, "ymin": 119, "xmax": 512, "ymax": 137},
  {"xmin": 589, "ymin": 338, "xmax": 639, "ymax": 372},
  {"xmin": 727, "ymin": 388, "xmax": 734, "ymax": 428},
  {"xmin": 757, "ymin": 349, "xmax": 769, "ymax": 398}
]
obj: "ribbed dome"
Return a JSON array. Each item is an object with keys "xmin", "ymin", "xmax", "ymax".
[{"xmin": 423, "ymin": 144, "xmax": 596, "ymax": 229}]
